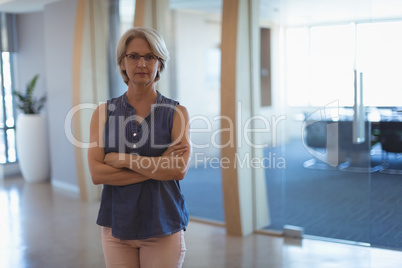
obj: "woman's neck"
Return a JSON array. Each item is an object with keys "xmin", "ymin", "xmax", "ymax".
[{"xmin": 126, "ymin": 83, "xmax": 157, "ymax": 106}]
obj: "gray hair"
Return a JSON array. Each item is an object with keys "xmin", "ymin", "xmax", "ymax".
[{"xmin": 116, "ymin": 27, "xmax": 170, "ymax": 84}]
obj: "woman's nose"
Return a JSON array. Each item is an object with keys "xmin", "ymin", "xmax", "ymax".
[{"xmin": 137, "ymin": 57, "xmax": 146, "ymax": 66}]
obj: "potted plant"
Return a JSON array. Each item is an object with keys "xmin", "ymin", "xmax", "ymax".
[{"xmin": 13, "ymin": 74, "xmax": 50, "ymax": 183}]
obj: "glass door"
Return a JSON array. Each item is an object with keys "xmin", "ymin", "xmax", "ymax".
[
  {"xmin": 282, "ymin": 22, "xmax": 372, "ymax": 244},
  {"xmin": 261, "ymin": 0, "xmax": 380, "ymax": 246},
  {"xmin": 356, "ymin": 20, "xmax": 402, "ymax": 249},
  {"xmin": 260, "ymin": 0, "xmax": 402, "ymax": 249},
  {"xmin": 168, "ymin": 0, "xmax": 225, "ymax": 223}
]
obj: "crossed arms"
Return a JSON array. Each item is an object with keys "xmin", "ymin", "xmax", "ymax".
[{"xmin": 87, "ymin": 103, "xmax": 191, "ymax": 186}]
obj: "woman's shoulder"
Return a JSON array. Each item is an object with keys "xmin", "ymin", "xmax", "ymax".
[
  {"xmin": 103, "ymin": 93, "xmax": 128, "ymax": 114},
  {"xmin": 158, "ymin": 91, "xmax": 179, "ymax": 106},
  {"xmin": 108, "ymin": 93, "xmax": 126, "ymax": 105}
]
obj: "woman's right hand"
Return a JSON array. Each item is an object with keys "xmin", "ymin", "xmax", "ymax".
[{"xmin": 162, "ymin": 142, "xmax": 188, "ymax": 157}]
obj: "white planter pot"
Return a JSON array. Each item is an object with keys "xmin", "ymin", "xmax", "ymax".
[{"xmin": 16, "ymin": 114, "xmax": 50, "ymax": 183}]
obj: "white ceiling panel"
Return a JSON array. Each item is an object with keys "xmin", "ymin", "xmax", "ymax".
[{"xmin": 0, "ymin": 0, "xmax": 61, "ymax": 13}]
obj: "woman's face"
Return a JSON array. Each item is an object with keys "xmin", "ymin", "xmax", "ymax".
[{"xmin": 122, "ymin": 38, "xmax": 160, "ymax": 87}]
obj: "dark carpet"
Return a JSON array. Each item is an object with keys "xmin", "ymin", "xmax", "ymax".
[{"xmin": 180, "ymin": 139, "xmax": 402, "ymax": 250}]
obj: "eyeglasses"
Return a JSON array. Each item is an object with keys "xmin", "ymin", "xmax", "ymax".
[{"xmin": 124, "ymin": 53, "xmax": 159, "ymax": 64}]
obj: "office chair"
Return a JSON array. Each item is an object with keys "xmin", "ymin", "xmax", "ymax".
[{"xmin": 379, "ymin": 121, "xmax": 402, "ymax": 174}]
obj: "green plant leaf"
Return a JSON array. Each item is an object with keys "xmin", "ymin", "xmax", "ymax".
[
  {"xmin": 27, "ymin": 74, "xmax": 39, "ymax": 97},
  {"xmin": 14, "ymin": 74, "xmax": 46, "ymax": 114},
  {"xmin": 13, "ymin": 91, "xmax": 25, "ymax": 101}
]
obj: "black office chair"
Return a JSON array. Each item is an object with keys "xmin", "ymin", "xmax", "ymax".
[{"xmin": 379, "ymin": 121, "xmax": 402, "ymax": 174}]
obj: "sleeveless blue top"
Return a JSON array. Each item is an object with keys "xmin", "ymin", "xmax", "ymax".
[{"xmin": 96, "ymin": 91, "xmax": 189, "ymax": 240}]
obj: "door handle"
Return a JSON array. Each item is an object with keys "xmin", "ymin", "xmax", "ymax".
[{"xmin": 353, "ymin": 70, "xmax": 365, "ymax": 144}]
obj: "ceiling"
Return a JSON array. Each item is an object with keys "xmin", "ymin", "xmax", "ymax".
[
  {"xmin": 1, "ymin": 0, "xmax": 402, "ymax": 25},
  {"xmin": 170, "ymin": 0, "xmax": 402, "ymax": 26},
  {"xmin": 275, "ymin": 0, "xmax": 402, "ymax": 26},
  {"xmin": 0, "ymin": 0, "xmax": 61, "ymax": 13}
]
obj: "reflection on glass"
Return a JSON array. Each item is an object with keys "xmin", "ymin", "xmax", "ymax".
[
  {"xmin": 357, "ymin": 21, "xmax": 402, "ymax": 106},
  {"xmin": 0, "ymin": 187, "xmax": 24, "ymax": 267},
  {"xmin": 205, "ymin": 48, "xmax": 221, "ymax": 92},
  {"xmin": 286, "ymin": 24, "xmax": 355, "ymax": 107},
  {"xmin": 0, "ymin": 52, "xmax": 16, "ymax": 163},
  {"xmin": 0, "ymin": 102, "xmax": 3, "ymax": 129},
  {"xmin": 0, "ymin": 72, "xmax": 3, "ymax": 129},
  {"xmin": 261, "ymin": 0, "xmax": 402, "ymax": 250},
  {"xmin": 310, "ymin": 24, "xmax": 355, "ymax": 107},
  {"xmin": 286, "ymin": 28, "xmax": 309, "ymax": 106},
  {"xmin": 2, "ymin": 52, "xmax": 15, "ymax": 128},
  {"xmin": 286, "ymin": 20, "xmax": 402, "ymax": 107},
  {"xmin": 169, "ymin": 2, "xmax": 224, "ymax": 222},
  {"xmin": 119, "ymin": 0, "xmax": 135, "ymax": 35},
  {"xmin": 0, "ymin": 130, "xmax": 5, "ymax": 163},
  {"xmin": 7, "ymin": 129, "xmax": 16, "ymax": 162}
]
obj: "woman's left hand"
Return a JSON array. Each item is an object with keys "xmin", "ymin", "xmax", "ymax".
[{"xmin": 104, "ymin": 152, "xmax": 127, "ymax": 169}]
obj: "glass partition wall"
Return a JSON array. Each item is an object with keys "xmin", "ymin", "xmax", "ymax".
[
  {"xmin": 260, "ymin": 0, "xmax": 402, "ymax": 249},
  {"xmin": 168, "ymin": 0, "xmax": 225, "ymax": 223},
  {"xmin": 111, "ymin": 0, "xmax": 224, "ymax": 223},
  {"xmin": 115, "ymin": 0, "xmax": 402, "ymax": 247}
]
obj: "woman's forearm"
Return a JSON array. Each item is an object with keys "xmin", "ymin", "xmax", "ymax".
[
  {"xmin": 90, "ymin": 159, "xmax": 149, "ymax": 186},
  {"xmin": 131, "ymin": 154, "xmax": 189, "ymax": 180},
  {"xmin": 101, "ymin": 105, "xmax": 191, "ymax": 181},
  {"xmin": 105, "ymin": 153, "xmax": 189, "ymax": 181}
]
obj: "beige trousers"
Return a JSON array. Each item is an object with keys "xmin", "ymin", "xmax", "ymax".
[{"xmin": 101, "ymin": 227, "xmax": 186, "ymax": 268}]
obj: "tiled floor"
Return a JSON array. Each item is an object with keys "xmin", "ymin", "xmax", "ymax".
[{"xmin": 1, "ymin": 176, "xmax": 402, "ymax": 268}]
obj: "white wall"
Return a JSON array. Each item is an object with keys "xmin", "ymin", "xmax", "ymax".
[
  {"xmin": 13, "ymin": 11, "xmax": 47, "ymax": 178},
  {"xmin": 42, "ymin": 0, "xmax": 79, "ymax": 192},
  {"xmin": 16, "ymin": 11, "xmax": 46, "ymax": 103},
  {"xmin": 16, "ymin": 0, "xmax": 79, "ymax": 192}
]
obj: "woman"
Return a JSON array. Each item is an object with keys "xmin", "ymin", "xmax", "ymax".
[{"xmin": 88, "ymin": 27, "xmax": 190, "ymax": 268}]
